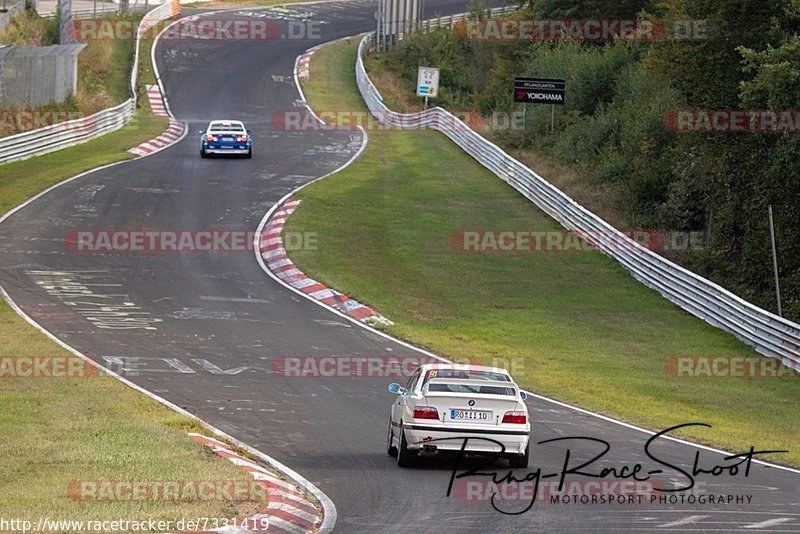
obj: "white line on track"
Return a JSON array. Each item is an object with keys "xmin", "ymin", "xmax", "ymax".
[
  {"xmin": 659, "ymin": 515, "xmax": 710, "ymax": 527},
  {"xmin": 743, "ymin": 518, "xmax": 795, "ymax": 529}
]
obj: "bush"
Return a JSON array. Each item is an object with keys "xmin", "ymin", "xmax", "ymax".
[
  {"xmin": 520, "ymin": 41, "xmax": 640, "ymax": 116},
  {"xmin": 41, "ymin": 9, "xmax": 60, "ymax": 45}
]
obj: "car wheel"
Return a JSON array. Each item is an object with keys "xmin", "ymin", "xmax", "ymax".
[
  {"xmin": 508, "ymin": 442, "xmax": 530, "ymax": 469},
  {"xmin": 387, "ymin": 421, "xmax": 398, "ymax": 457},
  {"xmin": 200, "ymin": 148, "xmax": 207, "ymax": 158},
  {"xmin": 396, "ymin": 425, "xmax": 416, "ymax": 467},
  {"xmin": 245, "ymin": 148, "xmax": 252, "ymax": 159}
]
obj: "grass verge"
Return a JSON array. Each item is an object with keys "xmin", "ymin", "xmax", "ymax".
[
  {"xmin": 286, "ymin": 39, "xmax": 800, "ymax": 466},
  {"xmin": 365, "ymin": 52, "xmax": 629, "ymax": 228},
  {"xmin": 0, "ymin": 18, "xmax": 260, "ymax": 524}
]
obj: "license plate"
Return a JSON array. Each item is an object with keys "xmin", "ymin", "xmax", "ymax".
[
  {"xmin": 222, "ymin": 136, "xmax": 234, "ymax": 141},
  {"xmin": 450, "ymin": 409, "xmax": 491, "ymax": 422}
]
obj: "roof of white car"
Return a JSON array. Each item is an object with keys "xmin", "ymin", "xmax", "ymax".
[{"xmin": 418, "ymin": 362, "xmax": 511, "ymax": 376}]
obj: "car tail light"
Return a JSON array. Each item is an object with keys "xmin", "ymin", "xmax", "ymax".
[
  {"xmin": 413, "ymin": 406, "xmax": 439, "ymax": 420},
  {"xmin": 237, "ymin": 135, "xmax": 248, "ymax": 142},
  {"xmin": 205, "ymin": 135, "xmax": 217, "ymax": 142},
  {"xmin": 502, "ymin": 411, "xmax": 527, "ymax": 424}
]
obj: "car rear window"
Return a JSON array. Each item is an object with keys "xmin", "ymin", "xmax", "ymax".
[
  {"xmin": 423, "ymin": 369, "xmax": 511, "ymax": 385},
  {"xmin": 210, "ymin": 123, "xmax": 244, "ymax": 132},
  {"xmin": 428, "ymin": 383, "xmax": 517, "ymax": 396}
]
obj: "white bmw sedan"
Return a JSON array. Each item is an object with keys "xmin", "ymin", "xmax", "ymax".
[{"xmin": 387, "ymin": 363, "xmax": 531, "ymax": 468}]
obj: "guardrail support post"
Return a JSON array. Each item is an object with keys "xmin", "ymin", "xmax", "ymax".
[{"xmin": 769, "ymin": 204, "xmax": 782, "ymax": 317}]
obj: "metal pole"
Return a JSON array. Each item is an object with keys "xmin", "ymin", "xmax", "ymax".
[
  {"xmin": 381, "ymin": 0, "xmax": 388, "ymax": 52},
  {"xmin": 400, "ymin": 0, "xmax": 407, "ymax": 43},
  {"xmin": 768, "ymin": 204, "xmax": 783, "ymax": 317},
  {"xmin": 550, "ymin": 104, "xmax": 555, "ymax": 133},
  {"xmin": 404, "ymin": 0, "xmax": 412, "ymax": 39},
  {"xmin": 391, "ymin": 0, "xmax": 399, "ymax": 47},
  {"xmin": 396, "ymin": 0, "xmax": 402, "ymax": 43},
  {"xmin": 522, "ymin": 103, "xmax": 526, "ymax": 142},
  {"xmin": 424, "ymin": 95, "xmax": 428, "ymax": 110},
  {"xmin": 376, "ymin": 0, "xmax": 382, "ymax": 53},
  {"xmin": 383, "ymin": 0, "xmax": 388, "ymax": 50}
]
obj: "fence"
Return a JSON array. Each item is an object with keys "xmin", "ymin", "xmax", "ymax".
[
  {"xmin": 0, "ymin": 44, "xmax": 86, "ymax": 107},
  {"xmin": 376, "ymin": 4, "xmax": 516, "ymax": 49},
  {"xmin": 355, "ymin": 33, "xmax": 800, "ymax": 372},
  {"xmin": 0, "ymin": 0, "xmax": 180, "ymax": 164},
  {"xmin": 0, "ymin": 0, "xmax": 26, "ymax": 32},
  {"xmin": 38, "ymin": 1, "xmax": 152, "ymax": 18}
]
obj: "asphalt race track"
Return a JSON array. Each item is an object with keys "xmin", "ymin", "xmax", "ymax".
[{"xmin": 1, "ymin": 1, "xmax": 799, "ymax": 532}]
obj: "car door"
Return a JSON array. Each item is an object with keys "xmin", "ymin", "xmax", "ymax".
[{"xmin": 392, "ymin": 368, "xmax": 421, "ymax": 426}]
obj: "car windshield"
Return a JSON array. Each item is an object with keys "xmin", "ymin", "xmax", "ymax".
[
  {"xmin": 422, "ymin": 369, "xmax": 511, "ymax": 386},
  {"xmin": 209, "ymin": 123, "xmax": 244, "ymax": 133},
  {"xmin": 427, "ymin": 383, "xmax": 517, "ymax": 396}
]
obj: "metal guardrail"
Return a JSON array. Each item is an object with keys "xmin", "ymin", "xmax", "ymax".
[
  {"xmin": 0, "ymin": 0, "xmax": 180, "ymax": 164},
  {"xmin": 355, "ymin": 32, "xmax": 800, "ymax": 372},
  {"xmin": 418, "ymin": 6, "xmax": 514, "ymax": 31}
]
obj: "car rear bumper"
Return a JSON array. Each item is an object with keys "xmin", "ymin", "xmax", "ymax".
[
  {"xmin": 203, "ymin": 147, "xmax": 251, "ymax": 154},
  {"xmin": 404, "ymin": 423, "xmax": 530, "ymax": 455}
]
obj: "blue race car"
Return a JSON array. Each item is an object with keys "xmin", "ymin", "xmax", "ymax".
[{"xmin": 199, "ymin": 120, "xmax": 252, "ymax": 158}]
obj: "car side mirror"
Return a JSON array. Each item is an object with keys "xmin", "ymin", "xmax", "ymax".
[
  {"xmin": 388, "ymin": 383, "xmax": 405, "ymax": 395},
  {"xmin": 520, "ymin": 391, "xmax": 527, "ymax": 401},
  {"xmin": 199, "ymin": 130, "xmax": 205, "ymax": 134}
]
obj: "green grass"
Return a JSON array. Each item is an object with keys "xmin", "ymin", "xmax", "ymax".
[
  {"xmin": 286, "ymin": 40, "xmax": 800, "ymax": 466},
  {"xmin": 0, "ymin": 18, "xmax": 260, "ymax": 525},
  {"xmin": 0, "ymin": 307, "xmax": 262, "ymax": 521},
  {"xmin": 0, "ymin": 9, "xmax": 58, "ymax": 46},
  {"xmin": 76, "ymin": 16, "xmax": 140, "ymax": 107}
]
